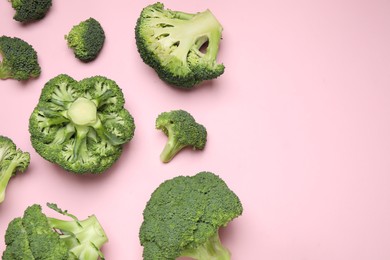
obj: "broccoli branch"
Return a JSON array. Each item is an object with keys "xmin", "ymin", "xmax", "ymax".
[
  {"xmin": 182, "ymin": 232, "xmax": 231, "ymax": 260},
  {"xmin": 0, "ymin": 151, "xmax": 30, "ymax": 203}
]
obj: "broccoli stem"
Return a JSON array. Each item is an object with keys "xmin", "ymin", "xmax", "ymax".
[
  {"xmin": 0, "ymin": 155, "xmax": 25, "ymax": 203},
  {"xmin": 67, "ymin": 97, "xmax": 97, "ymax": 126},
  {"xmin": 181, "ymin": 232, "xmax": 231, "ymax": 260},
  {"xmin": 169, "ymin": 9, "xmax": 223, "ymax": 63},
  {"xmin": 160, "ymin": 137, "xmax": 186, "ymax": 163},
  {"xmin": 0, "ymin": 64, "xmax": 11, "ymax": 79},
  {"xmin": 73, "ymin": 125, "xmax": 89, "ymax": 160},
  {"xmin": 47, "ymin": 215, "xmax": 108, "ymax": 259}
]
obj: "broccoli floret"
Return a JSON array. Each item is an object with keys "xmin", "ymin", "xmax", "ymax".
[
  {"xmin": 0, "ymin": 36, "xmax": 41, "ymax": 81},
  {"xmin": 9, "ymin": 0, "xmax": 52, "ymax": 23},
  {"xmin": 139, "ymin": 171, "xmax": 243, "ymax": 260},
  {"xmin": 65, "ymin": 18, "xmax": 106, "ymax": 62},
  {"xmin": 29, "ymin": 74, "xmax": 136, "ymax": 174},
  {"xmin": 156, "ymin": 110, "xmax": 206, "ymax": 163},
  {"xmin": 0, "ymin": 136, "xmax": 30, "ymax": 204},
  {"xmin": 2, "ymin": 203, "xmax": 108, "ymax": 260},
  {"xmin": 135, "ymin": 2, "xmax": 225, "ymax": 89}
]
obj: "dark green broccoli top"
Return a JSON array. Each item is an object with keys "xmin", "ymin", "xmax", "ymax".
[
  {"xmin": 65, "ymin": 18, "xmax": 106, "ymax": 62},
  {"xmin": 139, "ymin": 172, "xmax": 243, "ymax": 260},
  {"xmin": 0, "ymin": 36, "xmax": 41, "ymax": 81},
  {"xmin": 3, "ymin": 203, "xmax": 108, "ymax": 259},
  {"xmin": 135, "ymin": 2, "xmax": 225, "ymax": 89},
  {"xmin": 156, "ymin": 110, "xmax": 207, "ymax": 163},
  {"xmin": 29, "ymin": 74, "xmax": 136, "ymax": 174},
  {"xmin": 11, "ymin": 0, "xmax": 52, "ymax": 23}
]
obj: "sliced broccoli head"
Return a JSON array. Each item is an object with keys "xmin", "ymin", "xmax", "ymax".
[
  {"xmin": 139, "ymin": 171, "xmax": 243, "ymax": 260},
  {"xmin": 0, "ymin": 36, "xmax": 41, "ymax": 81},
  {"xmin": 29, "ymin": 74, "xmax": 136, "ymax": 174},
  {"xmin": 135, "ymin": 2, "xmax": 225, "ymax": 89},
  {"xmin": 10, "ymin": 0, "xmax": 52, "ymax": 23},
  {"xmin": 156, "ymin": 109, "xmax": 207, "ymax": 163},
  {"xmin": 2, "ymin": 203, "xmax": 108, "ymax": 260},
  {"xmin": 0, "ymin": 135, "xmax": 30, "ymax": 204},
  {"xmin": 65, "ymin": 18, "xmax": 106, "ymax": 62}
]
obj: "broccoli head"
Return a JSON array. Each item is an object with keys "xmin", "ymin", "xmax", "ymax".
[
  {"xmin": 156, "ymin": 110, "xmax": 207, "ymax": 163},
  {"xmin": 139, "ymin": 171, "xmax": 243, "ymax": 260},
  {"xmin": 2, "ymin": 203, "xmax": 108, "ymax": 260},
  {"xmin": 135, "ymin": 2, "xmax": 225, "ymax": 89},
  {"xmin": 29, "ymin": 74, "xmax": 136, "ymax": 174},
  {"xmin": 0, "ymin": 36, "xmax": 41, "ymax": 81},
  {"xmin": 65, "ymin": 18, "xmax": 106, "ymax": 62},
  {"xmin": 9, "ymin": 0, "xmax": 52, "ymax": 23},
  {"xmin": 0, "ymin": 136, "xmax": 30, "ymax": 204}
]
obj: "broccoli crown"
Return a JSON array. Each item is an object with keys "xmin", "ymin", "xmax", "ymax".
[
  {"xmin": 0, "ymin": 36, "xmax": 41, "ymax": 81},
  {"xmin": 139, "ymin": 172, "xmax": 243, "ymax": 260},
  {"xmin": 135, "ymin": 2, "xmax": 225, "ymax": 89},
  {"xmin": 10, "ymin": 0, "xmax": 52, "ymax": 22},
  {"xmin": 0, "ymin": 135, "xmax": 30, "ymax": 204},
  {"xmin": 29, "ymin": 74, "xmax": 136, "ymax": 174},
  {"xmin": 156, "ymin": 109, "xmax": 207, "ymax": 163},
  {"xmin": 2, "ymin": 203, "xmax": 108, "ymax": 260},
  {"xmin": 65, "ymin": 18, "xmax": 106, "ymax": 62}
]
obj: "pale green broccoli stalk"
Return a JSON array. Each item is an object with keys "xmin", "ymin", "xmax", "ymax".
[
  {"xmin": 135, "ymin": 2, "xmax": 225, "ymax": 89},
  {"xmin": 0, "ymin": 36, "xmax": 41, "ymax": 80},
  {"xmin": 9, "ymin": 0, "xmax": 52, "ymax": 23},
  {"xmin": 139, "ymin": 172, "xmax": 243, "ymax": 260},
  {"xmin": 65, "ymin": 18, "xmax": 106, "ymax": 62},
  {"xmin": 0, "ymin": 136, "xmax": 30, "ymax": 204},
  {"xmin": 2, "ymin": 203, "xmax": 108, "ymax": 260},
  {"xmin": 29, "ymin": 74, "xmax": 136, "ymax": 174},
  {"xmin": 156, "ymin": 110, "xmax": 207, "ymax": 163}
]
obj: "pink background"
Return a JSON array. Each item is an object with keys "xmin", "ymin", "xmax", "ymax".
[{"xmin": 1, "ymin": 0, "xmax": 390, "ymax": 259}]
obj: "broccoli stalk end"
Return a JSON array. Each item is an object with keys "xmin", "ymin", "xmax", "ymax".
[
  {"xmin": 47, "ymin": 203, "xmax": 108, "ymax": 259},
  {"xmin": 182, "ymin": 232, "xmax": 231, "ymax": 260}
]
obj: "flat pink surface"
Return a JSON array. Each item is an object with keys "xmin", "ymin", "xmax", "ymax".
[{"xmin": 1, "ymin": 0, "xmax": 390, "ymax": 259}]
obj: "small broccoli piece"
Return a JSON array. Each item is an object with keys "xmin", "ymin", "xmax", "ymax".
[
  {"xmin": 0, "ymin": 36, "xmax": 41, "ymax": 81},
  {"xmin": 2, "ymin": 203, "xmax": 108, "ymax": 260},
  {"xmin": 65, "ymin": 18, "xmax": 106, "ymax": 62},
  {"xmin": 135, "ymin": 2, "xmax": 225, "ymax": 89},
  {"xmin": 9, "ymin": 0, "xmax": 52, "ymax": 23},
  {"xmin": 156, "ymin": 110, "xmax": 206, "ymax": 163},
  {"xmin": 0, "ymin": 136, "xmax": 30, "ymax": 204},
  {"xmin": 29, "ymin": 74, "xmax": 136, "ymax": 174},
  {"xmin": 139, "ymin": 171, "xmax": 243, "ymax": 260}
]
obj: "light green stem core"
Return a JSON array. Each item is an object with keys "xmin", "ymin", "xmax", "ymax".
[
  {"xmin": 181, "ymin": 232, "xmax": 231, "ymax": 260},
  {"xmin": 67, "ymin": 97, "xmax": 97, "ymax": 126},
  {"xmin": 47, "ymin": 215, "xmax": 108, "ymax": 259},
  {"xmin": 0, "ymin": 161, "xmax": 17, "ymax": 203}
]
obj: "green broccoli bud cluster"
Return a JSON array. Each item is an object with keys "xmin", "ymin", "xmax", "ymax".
[
  {"xmin": 29, "ymin": 74, "xmax": 136, "ymax": 174},
  {"xmin": 10, "ymin": 0, "xmax": 52, "ymax": 23},
  {"xmin": 0, "ymin": 36, "xmax": 41, "ymax": 81},
  {"xmin": 156, "ymin": 109, "xmax": 207, "ymax": 163},
  {"xmin": 65, "ymin": 18, "xmax": 106, "ymax": 62},
  {"xmin": 2, "ymin": 203, "xmax": 108, "ymax": 260},
  {"xmin": 139, "ymin": 171, "xmax": 243, "ymax": 260},
  {"xmin": 135, "ymin": 2, "xmax": 225, "ymax": 89}
]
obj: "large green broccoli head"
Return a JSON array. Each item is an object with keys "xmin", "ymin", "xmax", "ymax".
[
  {"xmin": 139, "ymin": 172, "xmax": 243, "ymax": 260},
  {"xmin": 65, "ymin": 18, "xmax": 106, "ymax": 62},
  {"xmin": 135, "ymin": 2, "xmax": 225, "ymax": 89},
  {"xmin": 10, "ymin": 0, "xmax": 52, "ymax": 23},
  {"xmin": 0, "ymin": 36, "xmax": 41, "ymax": 81},
  {"xmin": 3, "ymin": 204, "xmax": 69, "ymax": 260},
  {"xmin": 2, "ymin": 203, "xmax": 108, "ymax": 260},
  {"xmin": 0, "ymin": 136, "xmax": 30, "ymax": 204},
  {"xmin": 29, "ymin": 74, "xmax": 136, "ymax": 174},
  {"xmin": 156, "ymin": 110, "xmax": 207, "ymax": 163}
]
